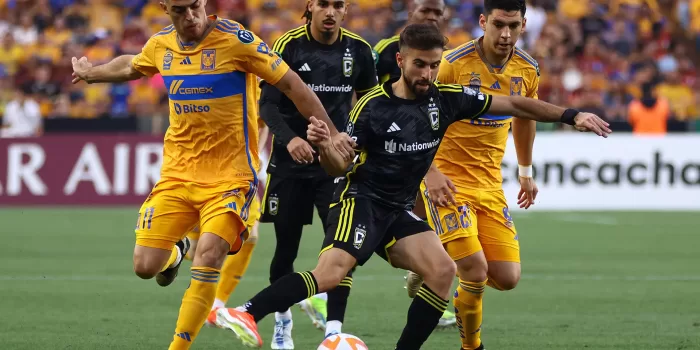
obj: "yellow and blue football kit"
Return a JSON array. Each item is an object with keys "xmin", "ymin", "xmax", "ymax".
[
  {"xmin": 422, "ymin": 38, "xmax": 540, "ymax": 263},
  {"xmin": 132, "ymin": 16, "xmax": 289, "ymax": 253}
]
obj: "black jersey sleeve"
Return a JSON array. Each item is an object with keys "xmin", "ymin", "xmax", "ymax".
[
  {"xmin": 374, "ymin": 38, "xmax": 399, "ymax": 84},
  {"xmin": 439, "ymin": 84, "xmax": 493, "ymax": 123},
  {"xmin": 259, "ymin": 82, "xmax": 298, "ymax": 146},
  {"xmin": 345, "ymin": 92, "xmax": 374, "ymax": 149},
  {"xmin": 354, "ymin": 44, "xmax": 379, "ymax": 95}
]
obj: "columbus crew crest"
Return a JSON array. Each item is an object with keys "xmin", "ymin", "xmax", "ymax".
[
  {"xmin": 343, "ymin": 48, "xmax": 353, "ymax": 77},
  {"xmin": 353, "ymin": 225, "xmax": 367, "ymax": 249},
  {"xmin": 428, "ymin": 97, "xmax": 439, "ymax": 130},
  {"xmin": 268, "ymin": 194, "xmax": 279, "ymax": 215}
]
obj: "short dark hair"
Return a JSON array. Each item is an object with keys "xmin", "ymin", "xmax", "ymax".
[
  {"xmin": 399, "ymin": 23, "xmax": 447, "ymax": 52},
  {"xmin": 484, "ymin": 0, "xmax": 526, "ymax": 16}
]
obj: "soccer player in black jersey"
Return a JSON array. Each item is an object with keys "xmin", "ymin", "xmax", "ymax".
[
  {"xmin": 252, "ymin": 0, "xmax": 377, "ymax": 348},
  {"xmin": 220, "ymin": 24, "xmax": 610, "ymax": 350},
  {"xmin": 375, "ymin": 0, "xmax": 446, "ymax": 84}
]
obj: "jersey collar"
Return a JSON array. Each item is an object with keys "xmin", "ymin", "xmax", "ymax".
[
  {"xmin": 304, "ymin": 24, "xmax": 344, "ymax": 50},
  {"xmin": 177, "ymin": 14, "xmax": 218, "ymax": 51},
  {"xmin": 475, "ymin": 36, "xmax": 515, "ymax": 74}
]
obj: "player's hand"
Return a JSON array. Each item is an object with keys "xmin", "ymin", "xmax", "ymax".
[
  {"xmin": 425, "ymin": 167, "xmax": 457, "ymax": 207},
  {"xmin": 307, "ymin": 116, "xmax": 331, "ymax": 147},
  {"xmin": 287, "ymin": 137, "xmax": 315, "ymax": 164},
  {"xmin": 331, "ymin": 132, "xmax": 356, "ymax": 163},
  {"xmin": 573, "ymin": 113, "xmax": 612, "ymax": 138},
  {"xmin": 517, "ymin": 176, "xmax": 538, "ymax": 209},
  {"xmin": 71, "ymin": 56, "xmax": 93, "ymax": 84}
]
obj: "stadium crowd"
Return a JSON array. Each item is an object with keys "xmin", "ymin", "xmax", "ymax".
[{"xmin": 0, "ymin": 0, "xmax": 698, "ymax": 137}]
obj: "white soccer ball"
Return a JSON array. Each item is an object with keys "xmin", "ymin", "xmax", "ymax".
[{"xmin": 317, "ymin": 333, "xmax": 368, "ymax": 350}]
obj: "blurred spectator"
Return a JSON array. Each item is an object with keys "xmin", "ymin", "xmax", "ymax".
[
  {"xmin": 628, "ymin": 83, "xmax": 671, "ymax": 134},
  {"xmin": 1, "ymin": 84, "xmax": 42, "ymax": 138},
  {"xmin": 656, "ymin": 70, "xmax": 695, "ymax": 120}
]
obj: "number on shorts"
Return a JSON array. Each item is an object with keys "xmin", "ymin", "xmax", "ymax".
[
  {"xmin": 457, "ymin": 205, "xmax": 471, "ymax": 229},
  {"xmin": 137, "ymin": 207, "xmax": 155, "ymax": 230}
]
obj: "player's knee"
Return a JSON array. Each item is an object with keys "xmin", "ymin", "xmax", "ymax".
[
  {"xmin": 313, "ymin": 249, "xmax": 355, "ymax": 292},
  {"xmin": 133, "ymin": 259, "xmax": 159, "ymax": 279},
  {"xmin": 194, "ymin": 234, "xmax": 230, "ymax": 268},
  {"xmin": 488, "ymin": 265, "xmax": 521, "ymax": 291},
  {"xmin": 455, "ymin": 252, "xmax": 488, "ymax": 282},
  {"xmin": 423, "ymin": 254, "xmax": 456, "ymax": 293}
]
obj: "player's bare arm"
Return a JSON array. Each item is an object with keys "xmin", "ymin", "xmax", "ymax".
[
  {"xmin": 273, "ymin": 70, "xmax": 356, "ymax": 161},
  {"xmin": 488, "ymin": 95, "xmax": 612, "ymax": 138},
  {"xmin": 71, "ymin": 55, "xmax": 144, "ymax": 84},
  {"xmin": 307, "ymin": 117, "xmax": 352, "ymax": 176},
  {"xmin": 512, "ymin": 118, "xmax": 538, "ymax": 209},
  {"xmin": 424, "ymin": 163, "xmax": 457, "ymax": 207}
]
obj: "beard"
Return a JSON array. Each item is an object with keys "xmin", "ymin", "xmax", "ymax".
[{"xmin": 403, "ymin": 75, "xmax": 431, "ymax": 96}]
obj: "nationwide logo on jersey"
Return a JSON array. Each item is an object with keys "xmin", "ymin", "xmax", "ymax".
[
  {"xmin": 343, "ymin": 48, "xmax": 353, "ymax": 77},
  {"xmin": 385, "ymin": 138, "xmax": 441, "ymax": 154},
  {"xmin": 510, "ymin": 77, "xmax": 523, "ymax": 96},
  {"xmin": 428, "ymin": 97, "xmax": 439, "ymax": 130},
  {"xmin": 201, "ymin": 49, "xmax": 216, "ymax": 71},
  {"xmin": 469, "ymin": 72, "xmax": 481, "ymax": 92},
  {"xmin": 163, "ymin": 49, "xmax": 173, "ymax": 70},
  {"xmin": 353, "ymin": 225, "xmax": 367, "ymax": 249}
]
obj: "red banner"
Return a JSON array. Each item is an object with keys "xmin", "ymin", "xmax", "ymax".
[{"xmin": 0, "ymin": 134, "xmax": 165, "ymax": 205}]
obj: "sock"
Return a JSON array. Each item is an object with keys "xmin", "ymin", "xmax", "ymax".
[
  {"xmin": 325, "ymin": 320, "xmax": 342, "ymax": 336},
  {"xmin": 212, "ymin": 299, "xmax": 225, "ymax": 310},
  {"xmin": 453, "ymin": 279, "xmax": 487, "ymax": 350},
  {"xmin": 395, "ymin": 284, "xmax": 448, "ymax": 350},
  {"xmin": 244, "ymin": 271, "xmax": 318, "ymax": 323},
  {"xmin": 275, "ymin": 309, "xmax": 292, "ymax": 321},
  {"xmin": 326, "ymin": 274, "xmax": 352, "ymax": 323},
  {"xmin": 168, "ymin": 267, "xmax": 220, "ymax": 350},
  {"xmin": 215, "ymin": 238, "xmax": 257, "ymax": 303},
  {"xmin": 160, "ymin": 246, "xmax": 181, "ymax": 272}
]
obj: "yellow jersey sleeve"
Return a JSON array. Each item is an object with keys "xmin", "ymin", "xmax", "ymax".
[
  {"xmin": 437, "ymin": 53, "xmax": 459, "ymax": 84},
  {"xmin": 231, "ymin": 29, "xmax": 289, "ymax": 86},
  {"xmin": 526, "ymin": 71, "xmax": 540, "ymax": 99},
  {"xmin": 131, "ymin": 35, "xmax": 160, "ymax": 77}
]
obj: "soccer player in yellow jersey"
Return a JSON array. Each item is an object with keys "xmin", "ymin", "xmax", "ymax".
[
  {"xmin": 407, "ymin": 1, "xmax": 540, "ymax": 349},
  {"xmin": 70, "ymin": 1, "xmax": 355, "ymax": 349}
]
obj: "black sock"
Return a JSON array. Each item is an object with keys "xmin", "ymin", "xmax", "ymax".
[
  {"xmin": 269, "ymin": 221, "xmax": 303, "ymax": 283},
  {"xmin": 395, "ymin": 284, "xmax": 448, "ymax": 350},
  {"xmin": 327, "ymin": 268, "xmax": 354, "ymax": 323},
  {"xmin": 245, "ymin": 271, "xmax": 318, "ymax": 323}
]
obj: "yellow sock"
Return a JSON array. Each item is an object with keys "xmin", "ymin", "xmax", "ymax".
[
  {"xmin": 215, "ymin": 238, "xmax": 257, "ymax": 304},
  {"xmin": 160, "ymin": 247, "xmax": 180, "ymax": 273},
  {"xmin": 454, "ymin": 279, "xmax": 487, "ymax": 350},
  {"xmin": 168, "ymin": 267, "xmax": 220, "ymax": 350}
]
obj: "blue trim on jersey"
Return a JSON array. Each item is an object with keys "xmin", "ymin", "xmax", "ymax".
[
  {"xmin": 220, "ymin": 19, "xmax": 240, "ymax": 30},
  {"xmin": 445, "ymin": 43, "xmax": 475, "ymax": 61},
  {"xmin": 215, "ymin": 24, "xmax": 239, "ymax": 35},
  {"xmin": 241, "ymin": 86, "xmax": 259, "ymax": 193},
  {"xmin": 513, "ymin": 50, "xmax": 537, "ymax": 69},
  {"xmin": 163, "ymin": 72, "xmax": 246, "ymax": 101},
  {"xmin": 479, "ymin": 114, "xmax": 513, "ymax": 120},
  {"xmin": 446, "ymin": 48, "xmax": 475, "ymax": 63},
  {"xmin": 155, "ymin": 27, "xmax": 175, "ymax": 36}
]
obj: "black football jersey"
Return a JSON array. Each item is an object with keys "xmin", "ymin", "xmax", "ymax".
[
  {"xmin": 263, "ymin": 24, "xmax": 378, "ymax": 178},
  {"xmin": 374, "ymin": 35, "xmax": 400, "ymax": 84},
  {"xmin": 332, "ymin": 78, "xmax": 493, "ymax": 210}
]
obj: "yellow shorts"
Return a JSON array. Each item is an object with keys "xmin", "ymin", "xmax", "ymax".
[
  {"xmin": 420, "ymin": 182, "xmax": 519, "ymax": 263},
  {"xmin": 187, "ymin": 196, "xmax": 261, "ymax": 242},
  {"xmin": 135, "ymin": 178, "xmax": 257, "ymax": 253}
]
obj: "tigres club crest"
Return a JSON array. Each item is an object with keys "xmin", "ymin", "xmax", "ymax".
[
  {"xmin": 201, "ymin": 49, "xmax": 216, "ymax": 71},
  {"xmin": 343, "ymin": 48, "xmax": 353, "ymax": 78},
  {"xmin": 510, "ymin": 77, "xmax": 523, "ymax": 96},
  {"xmin": 469, "ymin": 72, "xmax": 481, "ymax": 92}
]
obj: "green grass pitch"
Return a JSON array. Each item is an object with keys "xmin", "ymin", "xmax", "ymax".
[{"xmin": 1, "ymin": 208, "xmax": 699, "ymax": 349}]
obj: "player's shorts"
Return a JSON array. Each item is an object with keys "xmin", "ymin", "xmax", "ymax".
[
  {"xmin": 134, "ymin": 178, "xmax": 257, "ymax": 254},
  {"xmin": 187, "ymin": 195, "xmax": 261, "ymax": 242},
  {"xmin": 320, "ymin": 197, "xmax": 432, "ymax": 266},
  {"xmin": 260, "ymin": 173, "xmax": 337, "ymax": 226},
  {"xmin": 420, "ymin": 182, "xmax": 519, "ymax": 263}
]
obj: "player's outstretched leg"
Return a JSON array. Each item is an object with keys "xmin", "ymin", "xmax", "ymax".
[
  {"xmin": 386, "ymin": 231, "xmax": 456, "ymax": 350},
  {"xmin": 217, "ymin": 248, "xmax": 357, "ymax": 349},
  {"xmin": 322, "ymin": 266, "xmax": 356, "ymax": 337},
  {"xmin": 452, "ymin": 250, "xmax": 489, "ymax": 350},
  {"xmin": 405, "ymin": 270, "xmax": 457, "ymax": 329},
  {"xmin": 133, "ymin": 237, "xmax": 191, "ymax": 287},
  {"xmin": 168, "ymin": 232, "xmax": 230, "ymax": 350}
]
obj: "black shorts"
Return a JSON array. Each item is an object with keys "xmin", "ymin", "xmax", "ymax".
[
  {"xmin": 321, "ymin": 197, "xmax": 432, "ymax": 266},
  {"xmin": 260, "ymin": 174, "xmax": 338, "ymax": 226}
]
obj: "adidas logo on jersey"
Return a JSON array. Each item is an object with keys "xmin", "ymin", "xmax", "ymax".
[
  {"xmin": 180, "ymin": 57, "xmax": 192, "ymax": 65},
  {"xmin": 387, "ymin": 122, "xmax": 401, "ymax": 133},
  {"xmin": 490, "ymin": 81, "xmax": 501, "ymax": 90},
  {"xmin": 299, "ymin": 63, "xmax": 311, "ymax": 71}
]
